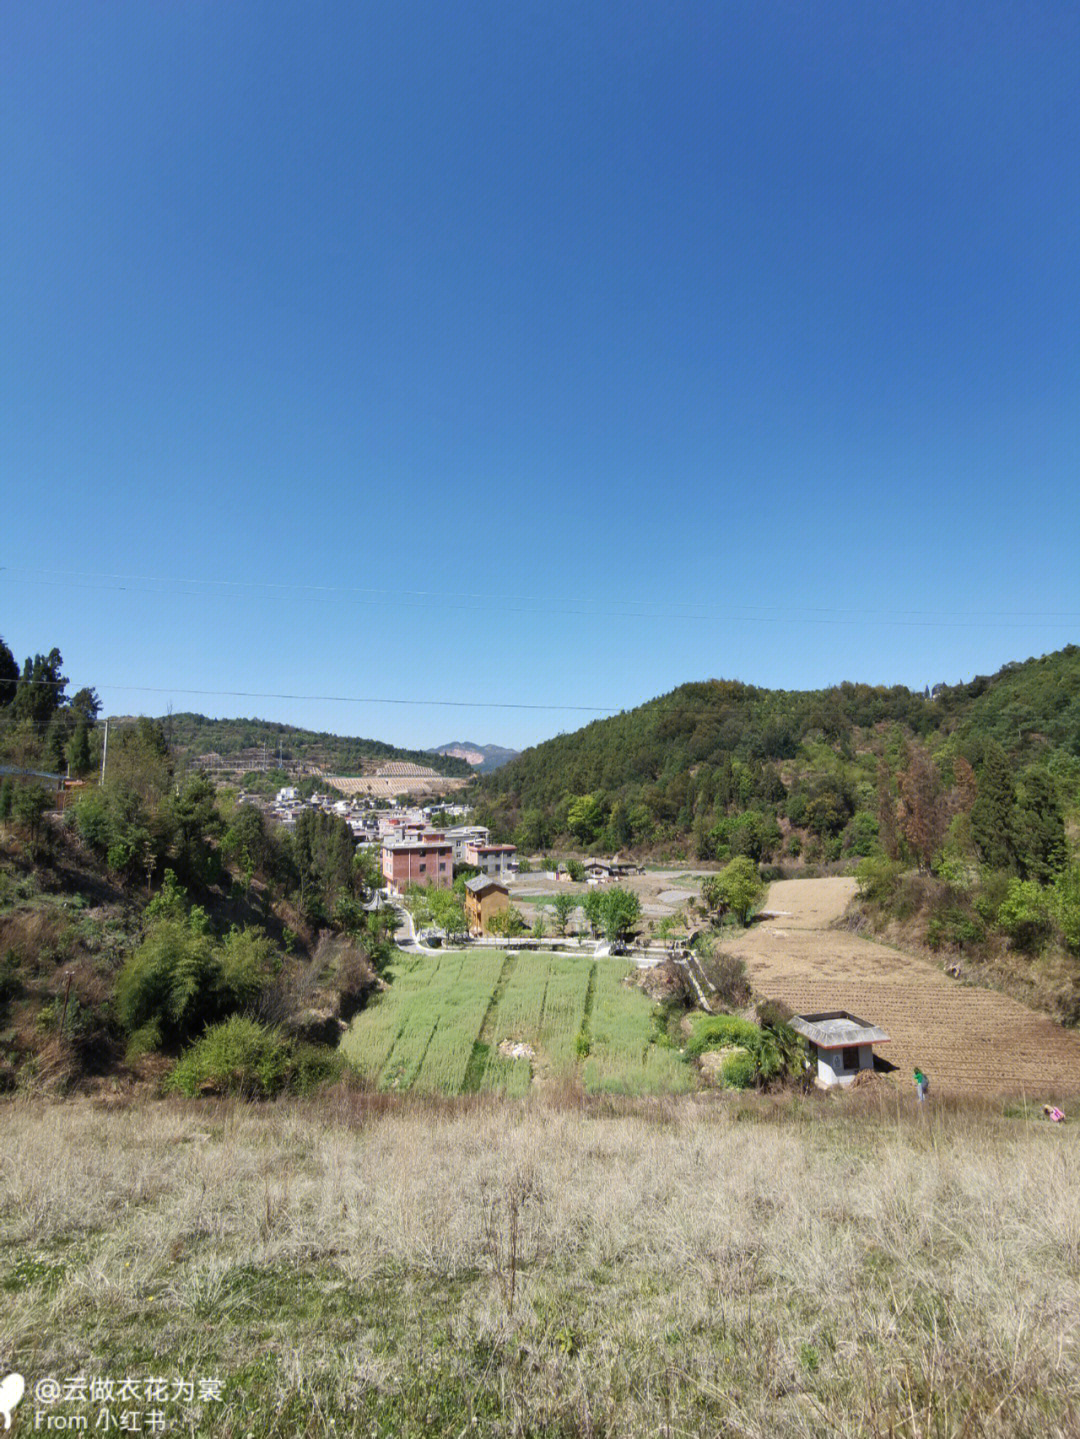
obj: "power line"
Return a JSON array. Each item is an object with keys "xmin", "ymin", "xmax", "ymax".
[
  {"xmin": 5, "ymin": 566, "xmax": 1079, "ymax": 628},
  {"xmin": 8, "ymin": 680, "xmax": 618, "ymax": 714}
]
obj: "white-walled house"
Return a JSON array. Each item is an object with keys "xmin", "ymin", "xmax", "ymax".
[
  {"xmin": 465, "ymin": 841, "xmax": 517, "ymax": 878},
  {"xmin": 443, "ymin": 825, "xmax": 490, "ymax": 863},
  {"xmin": 790, "ymin": 1012, "xmax": 890, "ymax": 1088}
]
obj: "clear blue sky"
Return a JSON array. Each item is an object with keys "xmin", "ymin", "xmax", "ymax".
[{"xmin": 4, "ymin": 2, "xmax": 1078, "ymax": 751}]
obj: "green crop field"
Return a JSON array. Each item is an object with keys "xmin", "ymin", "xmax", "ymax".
[{"xmin": 340, "ymin": 950, "xmax": 694, "ymax": 1096}]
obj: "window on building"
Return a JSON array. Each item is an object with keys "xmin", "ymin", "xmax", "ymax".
[
  {"xmin": 842, "ymin": 1046, "xmax": 859, "ymax": 1070},
  {"xmin": 419, "ymin": 864, "xmax": 426, "ymax": 873}
]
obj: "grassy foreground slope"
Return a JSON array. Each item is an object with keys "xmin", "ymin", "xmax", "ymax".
[
  {"xmin": 3, "ymin": 1095, "xmax": 1077, "ymax": 1438},
  {"xmin": 341, "ymin": 951, "xmax": 694, "ymax": 1096}
]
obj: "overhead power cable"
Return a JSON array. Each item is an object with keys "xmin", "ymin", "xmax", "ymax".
[
  {"xmin": 9, "ymin": 680, "xmax": 617, "ymax": 714},
  {"xmin": 4, "ymin": 567, "xmax": 1079, "ymax": 629}
]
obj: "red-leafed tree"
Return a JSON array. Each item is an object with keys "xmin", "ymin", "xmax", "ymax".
[{"xmin": 898, "ymin": 747, "xmax": 946, "ymax": 872}]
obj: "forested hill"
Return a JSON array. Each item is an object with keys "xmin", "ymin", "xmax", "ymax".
[
  {"xmin": 476, "ymin": 646, "xmax": 1080, "ymax": 858},
  {"xmin": 157, "ymin": 713, "xmax": 473, "ymax": 778}
]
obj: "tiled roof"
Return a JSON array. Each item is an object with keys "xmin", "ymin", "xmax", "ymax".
[{"xmin": 791, "ymin": 1011, "xmax": 890, "ymax": 1048}]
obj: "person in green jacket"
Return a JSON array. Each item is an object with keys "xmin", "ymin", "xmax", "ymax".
[{"xmin": 914, "ymin": 1068, "xmax": 929, "ymax": 1102}]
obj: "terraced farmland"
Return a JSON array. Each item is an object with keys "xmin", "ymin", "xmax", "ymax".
[
  {"xmin": 341, "ymin": 951, "xmax": 691, "ymax": 1096},
  {"xmin": 724, "ymin": 878, "xmax": 1080, "ymax": 1099}
]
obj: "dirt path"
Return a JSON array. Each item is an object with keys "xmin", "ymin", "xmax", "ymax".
[{"xmin": 724, "ymin": 877, "xmax": 1080, "ymax": 1100}]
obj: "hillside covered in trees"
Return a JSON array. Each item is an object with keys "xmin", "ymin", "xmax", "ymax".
[
  {"xmin": 479, "ymin": 647, "xmax": 1080, "ymax": 857},
  {"xmin": 477, "ymin": 648, "xmax": 1080, "ymax": 1017},
  {"xmin": 0, "ymin": 633, "xmax": 398, "ymax": 1096},
  {"xmin": 158, "ymin": 712, "xmax": 473, "ymax": 779}
]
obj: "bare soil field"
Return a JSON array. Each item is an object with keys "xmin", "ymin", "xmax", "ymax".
[{"xmin": 725, "ymin": 878, "xmax": 1080, "ymax": 1100}]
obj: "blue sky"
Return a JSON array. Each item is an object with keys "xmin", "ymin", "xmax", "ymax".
[{"xmin": 4, "ymin": 1, "xmax": 1078, "ymax": 751}]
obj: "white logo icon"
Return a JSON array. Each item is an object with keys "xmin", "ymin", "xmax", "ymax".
[{"xmin": 0, "ymin": 1374, "xmax": 24, "ymax": 1429}]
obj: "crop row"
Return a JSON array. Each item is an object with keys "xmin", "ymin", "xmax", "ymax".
[
  {"xmin": 412, "ymin": 952, "xmax": 507, "ymax": 1093},
  {"xmin": 584, "ymin": 963, "xmax": 695, "ymax": 1096},
  {"xmin": 479, "ymin": 955, "xmax": 595, "ymax": 1090},
  {"xmin": 342, "ymin": 951, "xmax": 693, "ymax": 1098}
]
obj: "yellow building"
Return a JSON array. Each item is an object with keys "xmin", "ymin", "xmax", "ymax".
[{"xmin": 464, "ymin": 875, "xmax": 510, "ymax": 935}]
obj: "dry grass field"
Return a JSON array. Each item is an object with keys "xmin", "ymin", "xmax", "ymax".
[
  {"xmin": 2, "ymin": 1092, "xmax": 1079, "ymax": 1438},
  {"xmin": 724, "ymin": 879, "xmax": 1080, "ymax": 1100}
]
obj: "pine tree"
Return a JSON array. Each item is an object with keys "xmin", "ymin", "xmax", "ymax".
[
  {"xmin": 67, "ymin": 716, "xmax": 92, "ymax": 777},
  {"xmin": 970, "ymin": 741, "xmax": 1016, "ymax": 871},
  {"xmin": 1015, "ymin": 771, "xmax": 1066, "ymax": 883}
]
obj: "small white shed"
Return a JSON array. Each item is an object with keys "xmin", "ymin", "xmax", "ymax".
[{"xmin": 791, "ymin": 1011, "xmax": 890, "ymax": 1089}]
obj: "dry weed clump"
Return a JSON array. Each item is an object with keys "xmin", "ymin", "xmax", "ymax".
[{"xmin": 1, "ymin": 1093, "xmax": 1078, "ymax": 1437}]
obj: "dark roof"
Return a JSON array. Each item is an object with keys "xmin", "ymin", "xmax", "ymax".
[{"xmin": 465, "ymin": 876, "xmax": 508, "ymax": 895}]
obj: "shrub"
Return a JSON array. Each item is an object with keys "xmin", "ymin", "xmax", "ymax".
[
  {"xmin": 974, "ymin": 870, "xmax": 1011, "ymax": 926},
  {"xmin": 932, "ymin": 853, "xmax": 971, "ymax": 888},
  {"xmin": 844, "ymin": 811, "xmax": 878, "ymax": 857},
  {"xmin": 1053, "ymin": 868, "xmax": 1080, "ymax": 954},
  {"xmin": 926, "ymin": 906, "xmax": 984, "ymax": 952},
  {"xmin": 144, "ymin": 869, "xmax": 189, "ymax": 923},
  {"xmin": 488, "ymin": 905, "xmax": 526, "ymax": 938},
  {"xmin": 686, "ymin": 1012, "xmax": 805, "ymax": 1088},
  {"xmin": 289, "ymin": 1042, "xmax": 344, "ymax": 1096},
  {"xmin": 696, "ymin": 947, "xmax": 751, "ymax": 1009},
  {"xmin": 0, "ymin": 951, "xmax": 23, "ymax": 1010},
  {"xmin": 756, "ymin": 997, "xmax": 793, "ymax": 1028},
  {"xmin": 73, "ymin": 788, "xmax": 112, "ymax": 852},
  {"xmin": 217, "ymin": 926, "xmax": 279, "ymax": 1010},
  {"xmin": 855, "ymin": 856, "xmax": 904, "ymax": 906},
  {"xmin": 685, "ymin": 1014, "xmax": 761, "ymax": 1059},
  {"xmin": 720, "ymin": 1050, "xmax": 757, "ymax": 1089},
  {"xmin": 167, "ymin": 1016, "xmax": 342, "ymax": 1099},
  {"xmin": 997, "ymin": 879, "xmax": 1053, "ymax": 953},
  {"xmin": 115, "ymin": 920, "xmax": 220, "ymax": 1048},
  {"xmin": 116, "ymin": 914, "xmax": 279, "ymax": 1053},
  {"xmin": 167, "ymin": 1016, "xmax": 294, "ymax": 1098}
]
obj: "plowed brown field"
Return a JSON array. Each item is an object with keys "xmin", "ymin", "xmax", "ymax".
[{"xmin": 724, "ymin": 878, "xmax": 1080, "ymax": 1099}]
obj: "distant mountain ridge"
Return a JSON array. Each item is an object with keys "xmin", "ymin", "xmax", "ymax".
[
  {"xmin": 434, "ymin": 741, "xmax": 520, "ymax": 773},
  {"xmin": 156, "ymin": 713, "xmax": 473, "ymax": 778}
]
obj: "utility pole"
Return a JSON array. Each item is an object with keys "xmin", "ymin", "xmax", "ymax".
[
  {"xmin": 99, "ymin": 718, "xmax": 109, "ymax": 787},
  {"xmin": 60, "ymin": 970, "xmax": 74, "ymax": 1036}
]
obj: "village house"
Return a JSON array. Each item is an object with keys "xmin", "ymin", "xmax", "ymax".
[
  {"xmin": 465, "ymin": 841, "xmax": 517, "ymax": 878},
  {"xmin": 381, "ymin": 834, "xmax": 454, "ymax": 893},
  {"xmin": 790, "ymin": 1011, "xmax": 890, "ymax": 1088},
  {"xmin": 583, "ymin": 856, "xmax": 644, "ymax": 884},
  {"xmin": 443, "ymin": 824, "xmax": 490, "ymax": 863},
  {"xmin": 463, "ymin": 875, "xmax": 510, "ymax": 935}
]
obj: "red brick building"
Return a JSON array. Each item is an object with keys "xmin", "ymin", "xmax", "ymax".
[{"xmin": 381, "ymin": 834, "xmax": 453, "ymax": 892}]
